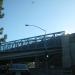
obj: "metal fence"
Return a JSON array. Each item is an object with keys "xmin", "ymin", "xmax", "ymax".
[{"xmin": 0, "ymin": 31, "xmax": 65, "ymax": 52}]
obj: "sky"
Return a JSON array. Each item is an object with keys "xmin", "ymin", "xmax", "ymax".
[{"xmin": 1, "ymin": 0, "xmax": 75, "ymax": 41}]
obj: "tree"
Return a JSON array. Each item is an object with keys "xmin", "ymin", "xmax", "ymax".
[
  {"xmin": 0, "ymin": 0, "xmax": 4, "ymax": 18},
  {"xmin": 0, "ymin": 0, "xmax": 7, "ymax": 44},
  {"xmin": 0, "ymin": 27, "xmax": 7, "ymax": 44}
]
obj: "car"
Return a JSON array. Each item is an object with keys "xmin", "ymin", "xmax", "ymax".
[{"xmin": 7, "ymin": 63, "xmax": 30, "ymax": 75}]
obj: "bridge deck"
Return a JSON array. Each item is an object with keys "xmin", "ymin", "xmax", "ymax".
[{"xmin": 0, "ymin": 31, "xmax": 65, "ymax": 60}]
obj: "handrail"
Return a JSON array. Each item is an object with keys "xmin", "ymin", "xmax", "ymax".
[{"xmin": 0, "ymin": 31, "xmax": 65, "ymax": 51}]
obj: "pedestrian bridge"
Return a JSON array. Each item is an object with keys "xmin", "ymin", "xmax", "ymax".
[{"xmin": 0, "ymin": 31, "xmax": 65, "ymax": 61}]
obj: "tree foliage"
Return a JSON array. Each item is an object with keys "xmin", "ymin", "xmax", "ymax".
[
  {"xmin": 0, "ymin": 0, "xmax": 7, "ymax": 44},
  {"xmin": 0, "ymin": 0, "xmax": 4, "ymax": 18},
  {"xmin": 0, "ymin": 27, "xmax": 7, "ymax": 44}
]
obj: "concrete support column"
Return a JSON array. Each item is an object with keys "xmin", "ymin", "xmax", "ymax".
[
  {"xmin": 62, "ymin": 35, "xmax": 71, "ymax": 68},
  {"xmin": 16, "ymin": 71, "xmax": 21, "ymax": 75},
  {"xmin": 35, "ymin": 57, "xmax": 40, "ymax": 68}
]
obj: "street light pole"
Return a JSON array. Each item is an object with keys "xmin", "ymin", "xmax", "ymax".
[
  {"xmin": 25, "ymin": 24, "xmax": 46, "ymax": 35},
  {"xmin": 25, "ymin": 24, "xmax": 49, "ymax": 75},
  {"xmin": 25, "ymin": 24, "xmax": 48, "ymax": 56}
]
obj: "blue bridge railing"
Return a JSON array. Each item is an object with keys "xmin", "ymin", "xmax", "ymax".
[{"xmin": 0, "ymin": 31, "xmax": 65, "ymax": 52}]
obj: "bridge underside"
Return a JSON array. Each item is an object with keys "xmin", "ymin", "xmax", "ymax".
[{"xmin": 0, "ymin": 48, "xmax": 63, "ymax": 69}]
